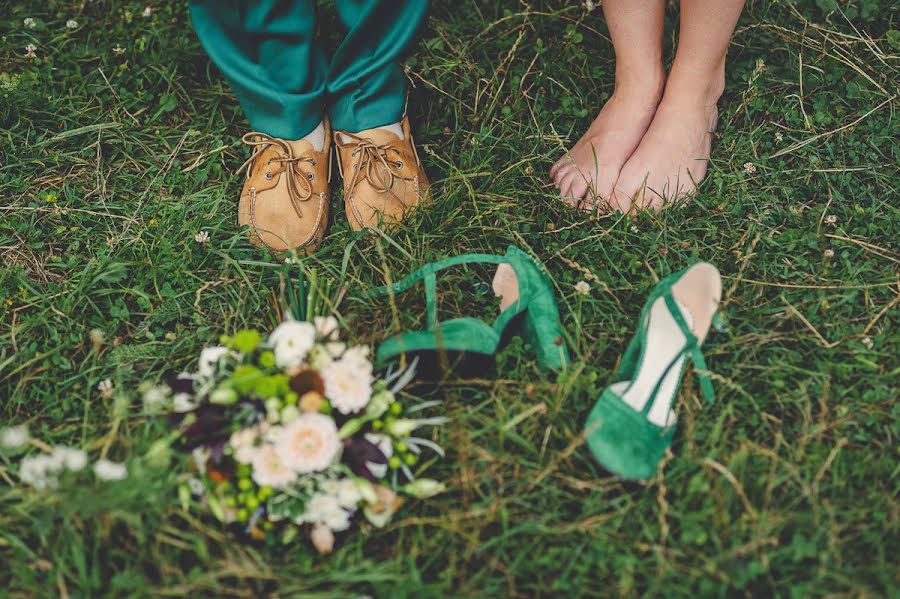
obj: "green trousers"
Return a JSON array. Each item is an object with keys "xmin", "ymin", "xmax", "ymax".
[{"xmin": 188, "ymin": 0, "xmax": 429, "ymax": 139}]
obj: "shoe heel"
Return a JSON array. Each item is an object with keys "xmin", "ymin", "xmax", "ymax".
[{"xmin": 524, "ymin": 305, "xmax": 569, "ymax": 372}]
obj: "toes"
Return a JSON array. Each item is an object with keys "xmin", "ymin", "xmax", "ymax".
[
  {"xmin": 551, "ymin": 163, "xmax": 571, "ymax": 188},
  {"xmin": 608, "ymin": 188, "xmax": 632, "ymax": 214}
]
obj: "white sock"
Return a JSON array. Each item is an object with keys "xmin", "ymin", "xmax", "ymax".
[
  {"xmin": 300, "ymin": 120, "xmax": 326, "ymax": 151},
  {"xmin": 338, "ymin": 121, "xmax": 404, "ymax": 144}
]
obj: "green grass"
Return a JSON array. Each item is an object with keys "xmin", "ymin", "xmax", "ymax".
[{"xmin": 1, "ymin": 0, "xmax": 898, "ymax": 596}]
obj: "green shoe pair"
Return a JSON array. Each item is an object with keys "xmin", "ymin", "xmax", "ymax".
[
  {"xmin": 584, "ymin": 263, "xmax": 723, "ymax": 480},
  {"xmin": 373, "ymin": 246, "xmax": 570, "ymax": 373}
]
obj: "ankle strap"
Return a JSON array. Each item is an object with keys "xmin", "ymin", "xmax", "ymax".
[
  {"xmin": 371, "ymin": 253, "xmax": 508, "ymax": 329},
  {"xmin": 654, "ymin": 290, "xmax": 714, "ymax": 406}
]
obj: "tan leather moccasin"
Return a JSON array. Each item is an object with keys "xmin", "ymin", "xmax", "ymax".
[
  {"xmin": 334, "ymin": 116, "xmax": 430, "ymax": 231},
  {"xmin": 238, "ymin": 118, "xmax": 331, "ymax": 253}
]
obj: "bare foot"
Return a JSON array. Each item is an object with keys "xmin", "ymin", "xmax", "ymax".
[
  {"xmin": 551, "ymin": 71, "xmax": 664, "ymax": 211},
  {"xmin": 611, "ymin": 95, "xmax": 719, "ymax": 213}
]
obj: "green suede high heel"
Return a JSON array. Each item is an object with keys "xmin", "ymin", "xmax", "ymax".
[
  {"xmin": 585, "ymin": 263, "xmax": 722, "ymax": 480},
  {"xmin": 372, "ymin": 246, "xmax": 569, "ymax": 372}
]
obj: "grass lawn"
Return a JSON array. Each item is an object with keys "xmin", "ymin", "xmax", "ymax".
[{"xmin": 1, "ymin": 0, "xmax": 898, "ymax": 596}]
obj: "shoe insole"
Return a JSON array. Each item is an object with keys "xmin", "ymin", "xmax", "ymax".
[{"xmin": 618, "ymin": 297, "xmax": 695, "ymax": 427}]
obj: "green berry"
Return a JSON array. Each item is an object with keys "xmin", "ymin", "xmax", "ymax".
[
  {"xmin": 225, "ymin": 496, "xmax": 237, "ymax": 508},
  {"xmin": 245, "ymin": 496, "xmax": 260, "ymax": 510},
  {"xmin": 236, "ymin": 464, "xmax": 251, "ymax": 477},
  {"xmin": 236, "ymin": 508, "xmax": 249, "ymax": 522},
  {"xmin": 384, "ymin": 415, "xmax": 396, "ymax": 429},
  {"xmin": 284, "ymin": 392, "xmax": 299, "ymax": 406},
  {"xmin": 258, "ymin": 350, "xmax": 276, "ymax": 368},
  {"xmin": 394, "ymin": 441, "xmax": 408, "ymax": 453},
  {"xmin": 388, "ymin": 456, "xmax": 402, "ymax": 469},
  {"xmin": 372, "ymin": 419, "xmax": 383, "ymax": 431},
  {"xmin": 258, "ymin": 486, "xmax": 273, "ymax": 500},
  {"xmin": 404, "ymin": 453, "xmax": 418, "ymax": 466},
  {"xmin": 238, "ymin": 478, "xmax": 252, "ymax": 492},
  {"xmin": 390, "ymin": 402, "xmax": 402, "ymax": 415}
]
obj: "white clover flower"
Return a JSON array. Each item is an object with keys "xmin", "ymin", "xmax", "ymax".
[
  {"xmin": 142, "ymin": 6, "xmax": 153, "ymax": 17},
  {"xmin": 194, "ymin": 230, "xmax": 209, "ymax": 244},
  {"xmin": 574, "ymin": 280, "xmax": 591, "ymax": 297},
  {"xmin": 93, "ymin": 459, "xmax": 128, "ymax": 481},
  {"xmin": 824, "ymin": 248, "xmax": 835, "ymax": 259},
  {"xmin": 584, "ymin": 0, "xmax": 597, "ymax": 11},
  {"xmin": 824, "ymin": 214, "xmax": 837, "ymax": 225},
  {"xmin": 774, "ymin": 131, "xmax": 784, "ymax": 143},
  {"xmin": 0, "ymin": 425, "xmax": 30, "ymax": 451},
  {"xmin": 113, "ymin": 44, "xmax": 126, "ymax": 56},
  {"xmin": 313, "ymin": 316, "xmax": 339, "ymax": 340},
  {"xmin": 24, "ymin": 44, "xmax": 37, "ymax": 59},
  {"xmin": 197, "ymin": 345, "xmax": 231, "ymax": 378},
  {"xmin": 187, "ymin": 477, "xmax": 205, "ymax": 496},
  {"xmin": 743, "ymin": 162, "xmax": 757, "ymax": 174},
  {"xmin": 322, "ymin": 346, "xmax": 373, "ymax": 415},
  {"xmin": 23, "ymin": 18, "xmax": 36, "ymax": 29},
  {"xmin": 275, "ymin": 413, "xmax": 340, "ymax": 473},
  {"xmin": 251, "ymin": 444, "xmax": 297, "ymax": 488},
  {"xmin": 861, "ymin": 336, "xmax": 874, "ymax": 349},
  {"xmin": 229, "ymin": 427, "xmax": 260, "ymax": 464},
  {"xmin": 364, "ymin": 433, "xmax": 393, "ymax": 479},
  {"xmin": 20, "ymin": 454, "xmax": 60, "ymax": 490},
  {"xmin": 52, "ymin": 446, "xmax": 88, "ymax": 472},
  {"xmin": 268, "ymin": 320, "xmax": 316, "ymax": 369},
  {"xmin": 66, "ymin": 20, "xmax": 78, "ymax": 29},
  {"xmin": 310, "ymin": 522, "xmax": 334, "ymax": 554},
  {"xmin": 97, "ymin": 379, "xmax": 114, "ymax": 397}
]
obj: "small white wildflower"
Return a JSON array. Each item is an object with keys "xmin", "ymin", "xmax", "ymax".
[
  {"xmin": 23, "ymin": 18, "xmax": 36, "ymax": 29},
  {"xmin": 187, "ymin": 477, "xmax": 205, "ymax": 496},
  {"xmin": 824, "ymin": 248, "xmax": 835, "ymax": 259},
  {"xmin": 0, "ymin": 425, "xmax": 30, "ymax": 451},
  {"xmin": 583, "ymin": 0, "xmax": 597, "ymax": 11},
  {"xmin": 194, "ymin": 230, "xmax": 210, "ymax": 244},
  {"xmin": 97, "ymin": 379, "xmax": 114, "ymax": 397},
  {"xmin": 141, "ymin": 384, "xmax": 171, "ymax": 413},
  {"xmin": 93, "ymin": 459, "xmax": 128, "ymax": 481},
  {"xmin": 142, "ymin": 6, "xmax": 153, "ymax": 17},
  {"xmin": 824, "ymin": 214, "xmax": 837, "ymax": 225},
  {"xmin": 113, "ymin": 44, "xmax": 126, "ymax": 56},
  {"xmin": 574, "ymin": 280, "xmax": 591, "ymax": 297},
  {"xmin": 66, "ymin": 20, "xmax": 78, "ymax": 29},
  {"xmin": 743, "ymin": 162, "xmax": 757, "ymax": 174},
  {"xmin": 861, "ymin": 336, "xmax": 874, "ymax": 349},
  {"xmin": 20, "ymin": 454, "xmax": 59, "ymax": 490},
  {"xmin": 52, "ymin": 446, "xmax": 88, "ymax": 472},
  {"xmin": 197, "ymin": 346, "xmax": 230, "ymax": 377},
  {"xmin": 774, "ymin": 131, "xmax": 784, "ymax": 143},
  {"xmin": 24, "ymin": 44, "xmax": 37, "ymax": 59},
  {"xmin": 284, "ymin": 257, "xmax": 296, "ymax": 264}
]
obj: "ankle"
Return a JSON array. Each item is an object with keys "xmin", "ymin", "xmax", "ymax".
[
  {"xmin": 664, "ymin": 63, "xmax": 726, "ymax": 107},
  {"xmin": 612, "ymin": 64, "xmax": 666, "ymax": 104}
]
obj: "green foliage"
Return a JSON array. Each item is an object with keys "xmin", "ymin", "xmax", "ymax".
[{"xmin": 0, "ymin": 0, "xmax": 898, "ymax": 597}]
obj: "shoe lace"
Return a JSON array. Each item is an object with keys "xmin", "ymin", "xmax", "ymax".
[
  {"xmin": 238, "ymin": 133, "xmax": 318, "ymax": 218},
  {"xmin": 337, "ymin": 132, "xmax": 415, "ymax": 203}
]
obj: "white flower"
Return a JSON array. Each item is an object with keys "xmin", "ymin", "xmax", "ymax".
[
  {"xmin": 229, "ymin": 427, "xmax": 260, "ymax": 464},
  {"xmin": 113, "ymin": 44, "xmax": 126, "ymax": 56},
  {"xmin": 187, "ymin": 477, "xmax": 205, "ymax": 496},
  {"xmin": 24, "ymin": 44, "xmax": 37, "ymax": 59},
  {"xmin": 313, "ymin": 316, "xmax": 339, "ymax": 340},
  {"xmin": 364, "ymin": 433, "xmax": 393, "ymax": 479},
  {"xmin": 141, "ymin": 384, "xmax": 171, "ymax": 413},
  {"xmin": 0, "ymin": 425, "xmax": 30, "ymax": 451},
  {"xmin": 824, "ymin": 214, "xmax": 837, "ymax": 225},
  {"xmin": 194, "ymin": 230, "xmax": 209, "ymax": 244},
  {"xmin": 23, "ymin": 18, "xmax": 36, "ymax": 28},
  {"xmin": 142, "ymin": 7, "xmax": 153, "ymax": 17},
  {"xmin": 774, "ymin": 131, "xmax": 784, "ymax": 143},
  {"xmin": 862, "ymin": 336, "xmax": 874, "ymax": 349},
  {"xmin": 743, "ymin": 162, "xmax": 757, "ymax": 174},
  {"xmin": 52, "ymin": 446, "xmax": 88, "ymax": 472},
  {"xmin": 824, "ymin": 248, "xmax": 835, "ymax": 259},
  {"xmin": 275, "ymin": 413, "xmax": 340, "ymax": 473},
  {"xmin": 250, "ymin": 445, "xmax": 297, "ymax": 488},
  {"xmin": 98, "ymin": 379, "xmax": 114, "ymax": 397},
  {"xmin": 172, "ymin": 393, "xmax": 195, "ymax": 413},
  {"xmin": 20, "ymin": 454, "xmax": 60, "ymax": 490},
  {"xmin": 323, "ymin": 478, "xmax": 362, "ymax": 509},
  {"xmin": 93, "ymin": 459, "xmax": 128, "ymax": 481},
  {"xmin": 66, "ymin": 19, "xmax": 78, "ymax": 29},
  {"xmin": 322, "ymin": 347, "xmax": 373, "ymax": 415},
  {"xmin": 192, "ymin": 446, "xmax": 211, "ymax": 472},
  {"xmin": 306, "ymin": 345, "xmax": 334, "ymax": 370},
  {"xmin": 310, "ymin": 522, "xmax": 334, "ymax": 554},
  {"xmin": 303, "ymin": 493, "xmax": 351, "ymax": 531},
  {"xmin": 197, "ymin": 346, "xmax": 230, "ymax": 377},
  {"xmin": 268, "ymin": 320, "xmax": 316, "ymax": 369},
  {"xmin": 583, "ymin": 0, "xmax": 597, "ymax": 11},
  {"xmin": 574, "ymin": 280, "xmax": 591, "ymax": 297}
]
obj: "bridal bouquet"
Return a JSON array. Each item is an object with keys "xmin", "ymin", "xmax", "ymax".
[{"xmin": 141, "ymin": 316, "xmax": 447, "ymax": 554}]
